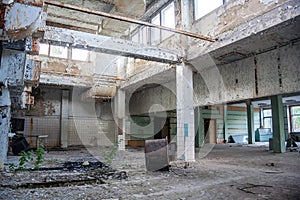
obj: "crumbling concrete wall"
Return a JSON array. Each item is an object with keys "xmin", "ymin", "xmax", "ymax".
[
  {"xmin": 127, "ymin": 81, "xmax": 176, "ymax": 115},
  {"xmin": 192, "ymin": 0, "xmax": 287, "ymax": 38},
  {"xmin": 12, "ymin": 86, "xmax": 117, "ymax": 147}
]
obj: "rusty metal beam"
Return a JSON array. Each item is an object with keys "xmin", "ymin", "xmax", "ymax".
[
  {"xmin": 44, "ymin": 0, "xmax": 216, "ymax": 42},
  {"xmin": 43, "ymin": 26, "xmax": 180, "ymax": 63}
]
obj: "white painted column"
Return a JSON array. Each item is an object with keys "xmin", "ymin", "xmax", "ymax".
[
  {"xmin": 60, "ymin": 90, "xmax": 69, "ymax": 148},
  {"xmin": 0, "ymin": 89, "xmax": 10, "ymax": 170},
  {"xmin": 176, "ymin": 63, "xmax": 195, "ymax": 161},
  {"xmin": 115, "ymin": 89, "xmax": 126, "ymax": 150}
]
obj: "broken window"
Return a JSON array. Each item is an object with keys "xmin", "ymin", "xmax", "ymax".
[
  {"xmin": 194, "ymin": 0, "xmax": 223, "ymax": 20},
  {"xmin": 49, "ymin": 45, "xmax": 68, "ymax": 59},
  {"xmin": 72, "ymin": 48, "xmax": 90, "ymax": 61},
  {"xmin": 291, "ymin": 106, "xmax": 300, "ymax": 132}
]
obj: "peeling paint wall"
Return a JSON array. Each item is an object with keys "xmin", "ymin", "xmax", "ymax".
[
  {"xmin": 25, "ymin": 87, "xmax": 61, "ymax": 116},
  {"xmin": 192, "ymin": 0, "xmax": 287, "ymax": 37},
  {"xmin": 194, "ymin": 41, "xmax": 300, "ymax": 106},
  {"xmin": 0, "ymin": 49, "xmax": 25, "ymax": 86}
]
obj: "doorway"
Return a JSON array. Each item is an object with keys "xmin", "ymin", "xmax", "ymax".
[{"xmin": 204, "ymin": 119, "xmax": 216, "ymax": 144}]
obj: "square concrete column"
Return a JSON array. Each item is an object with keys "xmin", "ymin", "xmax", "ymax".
[
  {"xmin": 195, "ymin": 106, "xmax": 204, "ymax": 148},
  {"xmin": 60, "ymin": 90, "xmax": 69, "ymax": 148},
  {"xmin": 246, "ymin": 100, "xmax": 255, "ymax": 144},
  {"xmin": 114, "ymin": 89, "xmax": 126, "ymax": 150},
  {"xmin": 176, "ymin": 63, "xmax": 195, "ymax": 161},
  {"xmin": 271, "ymin": 95, "xmax": 285, "ymax": 153}
]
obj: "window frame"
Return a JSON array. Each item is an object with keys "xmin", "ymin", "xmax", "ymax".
[
  {"xmin": 290, "ymin": 105, "xmax": 300, "ymax": 132},
  {"xmin": 263, "ymin": 108, "xmax": 273, "ymax": 131},
  {"xmin": 131, "ymin": 1, "xmax": 175, "ymax": 45},
  {"xmin": 38, "ymin": 42, "xmax": 90, "ymax": 62}
]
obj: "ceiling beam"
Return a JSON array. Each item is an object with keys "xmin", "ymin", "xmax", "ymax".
[
  {"xmin": 43, "ymin": 26, "xmax": 180, "ymax": 63},
  {"xmin": 44, "ymin": 0, "xmax": 216, "ymax": 42}
]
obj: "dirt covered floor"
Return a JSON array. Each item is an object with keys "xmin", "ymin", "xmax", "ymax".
[{"xmin": 1, "ymin": 143, "xmax": 300, "ymax": 200}]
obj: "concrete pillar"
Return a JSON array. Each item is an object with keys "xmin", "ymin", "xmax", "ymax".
[
  {"xmin": 0, "ymin": 89, "xmax": 10, "ymax": 170},
  {"xmin": 114, "ymin": 89, "xmax": 126, "ymax": 150},
  {"xmin": 60, "ymin": 90, "xmax": 69, "ymax": 148},
  {"xmin": 246, "ymin": 100, "xmax": 255, "ymax": 144},
  {"xmin": 195, "ymin": 106, "xmax": 204, "ymax": 147},
  {"xmin": 180, "ymin": 0, "xmax": 191, "ymax": 31},
  {"xmin": 180, "ymin": 0, "xmax": 192, "ymax": 55},
  {"xmin": 271, "ymin": 95, "xmax": 285, "ymax": 153},
  {"xmin": 176, "ymin": 63, "xmax": 195, "ymax": 161}
]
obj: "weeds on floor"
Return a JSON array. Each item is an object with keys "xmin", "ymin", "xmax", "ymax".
[
  {"xmin": 101, "ymin": 139, "xmax": 123, "ymax": 166},
  {"xmin": 34, "ymin": 147, "xmax": 45, "ymax": 170},
  {"xmin": 7, "ymin": 146, "xmax": 45, "ymax": 172}
]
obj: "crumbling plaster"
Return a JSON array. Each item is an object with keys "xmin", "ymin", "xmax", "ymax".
[{"xmin": 188, "ymin": 0, "xmax": 299, "ymax": 60}]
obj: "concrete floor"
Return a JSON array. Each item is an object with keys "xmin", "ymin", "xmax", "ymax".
[{"xmin": 1, "ymin": 144, "xmax": 300, "ymax": 199}]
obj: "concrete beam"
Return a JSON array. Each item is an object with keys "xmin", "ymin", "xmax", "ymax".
[
  {"xmin": 43, "ymin": 26, "xmax": 180, "ymax": 64},
  {"xmin": 39, "ymin": 73, "xmax": 93, "ymax": 87}
]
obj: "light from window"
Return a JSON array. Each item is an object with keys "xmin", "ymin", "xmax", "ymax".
[
  {"xmin": 161, "ymin": 2, "xmax": 175, "ymax": 28},
  {"xmin": 50, "ymin": 45, "xmax": 68, "ymax": 58},
  {"xmin": 161, "ymin": 2, "xmax": 175, "ymax": 40},
  {"xmin": 194, "ymin": 0, "xmax": 223, "ymax": 20},
  {"xmin": 291, "ymin": 106, "xmax": 300, "ymax": 132},
  {"xmin": 72, "ymin": 48, "xmax": 89, "ymax": 61},
  {"xmin": 39, "ymin": 43, "xmax": 49, "ymax": 55},
  {"xmin": 132, "ymin": 1, "xmax": 175, "ymax": 45},
  {"xmin": 263, "ymin": 109, "xmax": 272, "ymax": 130}
]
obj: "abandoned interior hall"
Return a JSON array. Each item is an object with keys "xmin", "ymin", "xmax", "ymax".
[{"xmin": 0, "ymin": 0, "xmax": 300, "ymax": 199}]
